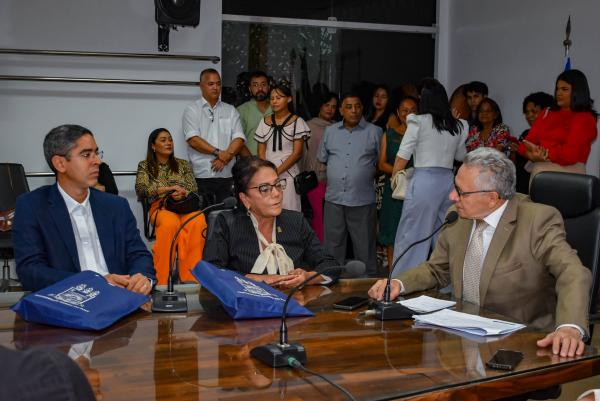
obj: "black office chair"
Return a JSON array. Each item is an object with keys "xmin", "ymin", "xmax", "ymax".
[
  {"xmin": 530, "ymin": 171, "xmax": 600, "ymax": 340},
  {"xmin": 0, "ymin": 163, "xmax": 30, "ymax": 291},
  {"xmin": 140, "ymin": 196, "xmax": 156, "ymax": 241},
  {"xmin": 205, "ymin": 209, "xmax": 230, "ymax": 241}
]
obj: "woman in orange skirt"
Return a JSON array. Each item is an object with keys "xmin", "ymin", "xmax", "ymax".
[{"xmin": 135, "ymin": 128, "xmax": 206, "ymax": 284}]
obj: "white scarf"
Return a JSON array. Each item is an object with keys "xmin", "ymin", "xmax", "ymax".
[{"xmin": 248, "ymin": 212, "xmax": 294, "ymax": 275}]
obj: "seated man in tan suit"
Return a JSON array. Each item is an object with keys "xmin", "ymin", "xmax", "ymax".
[{"xmin": 369, "ymin": 147, "xmax": 591, "ymax": 357}]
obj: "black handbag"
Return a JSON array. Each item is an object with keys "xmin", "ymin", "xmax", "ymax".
[
  {"xmin": 163, "ymin": 192, "xmax": 202, "ymax": 215},
  {"xmin": 293, "ymin": 170, "xmax": 318, "ymax": 195},
  {"xmin": 148, "ymin": 191, "xmax": 202, "ymax": 239}
]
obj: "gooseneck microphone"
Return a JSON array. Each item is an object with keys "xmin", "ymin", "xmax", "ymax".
[
  {"xmin": 251, "ymin": 261, "xmax": 365, "ymax": 367},
  {"xmin": 373, "ymin": 211, "xmax": 458, "ymax": 320},
  {"xmin": 152, "ymin": 196, "xmax": 238, "ymax": 313}
]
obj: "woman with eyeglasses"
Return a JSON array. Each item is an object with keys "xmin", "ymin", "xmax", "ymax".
[
  {"xmin": 135, "ymin": 128, "xmax": 206, "ymax": 285},
  {"xmin": 203, "ymin": 156, "xmax": 338, "ymax": 289},
  {"xmin": 255, "ymin": 81, "xmax": 310, "ymax": 212}
]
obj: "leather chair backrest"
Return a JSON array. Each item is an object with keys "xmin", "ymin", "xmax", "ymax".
[
  {"xmin": 205, "ymin": 209, "xmax": 234, "ymax": 241},
  {"xmin": 530, "ymin": 171, "xmax": 600, "ymax": 317},
  {"xmin": 0, "ymin": 163, "xmax": 30, "ymax": 210},
  {"xmin": 0, "ymin": 163, "xmax": 30, "ymax": 254}
]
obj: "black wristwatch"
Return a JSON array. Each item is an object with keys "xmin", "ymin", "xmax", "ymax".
[{"xmin": 212, "ymin": 148, "xmax": 220, "ymax": 157}]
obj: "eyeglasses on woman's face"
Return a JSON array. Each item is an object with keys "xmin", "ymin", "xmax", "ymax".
[{"xmin": 248, "ymin": 178, "xmax": 287, "ymax": 196}]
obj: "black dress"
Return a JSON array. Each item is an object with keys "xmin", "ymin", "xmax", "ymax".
[
  {"xmin": 98, "ymin": 162, "xmax": 119, "ymax": 195},
  {"xmin": 515, "ymin": 129, "xmax": 531, "ymax": 194}
]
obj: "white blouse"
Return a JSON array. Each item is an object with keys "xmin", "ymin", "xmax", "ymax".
[{"xmin": 397, "ymin": 114, "xmax": 468, "ymax": 169}]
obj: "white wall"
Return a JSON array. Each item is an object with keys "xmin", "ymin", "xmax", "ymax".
[
  {"xmin": 0, "ymin": 0, "xmax": 222, "ymax": 239},
  {"xmin": 443, "ymin": 0, "xmax": 600, "ymax": 176}
]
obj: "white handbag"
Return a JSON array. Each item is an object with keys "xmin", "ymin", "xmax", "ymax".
[{"xmin": 391, "ymin": 167, "xmax": 415, "ymax": 200}]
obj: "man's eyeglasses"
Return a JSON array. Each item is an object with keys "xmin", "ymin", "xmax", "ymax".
[
  {"xmin": 64, "ymin": 150, "xmax": 103, "ymax": 161},
  {"xmin": 249, "ymin": 178, "xmax": 287, "ymax": 196},
  {"xmin": 207, "ymin": 108, "xmax": 214, "ymax": 123},
  {"xmin": 454, "ymin": 183, "xmax": 495, "ymax": 198}
]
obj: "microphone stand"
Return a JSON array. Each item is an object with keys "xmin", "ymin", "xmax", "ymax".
[
  {"xmin": 373, "ymin": 211, "xmax": 458, "ymax": 320},
  {"xmin": 152, "ymin": 196, "xmax": 237, "ymax": 313},
  {"xmin": 251, "ymin": 264, "xmax": 354, "ymax": 368}
]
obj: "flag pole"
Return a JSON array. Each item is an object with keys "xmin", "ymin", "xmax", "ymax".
[{"xmin": 563, "ymin": 16, "xmax": 572, "ymax": 70}]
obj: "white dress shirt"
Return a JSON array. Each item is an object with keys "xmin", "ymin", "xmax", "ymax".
[
  {"xmin": 464, "ymin": 201, "xmax": 509, "ymax": 273},
  {"xmin": 57, "ymin": 184, "xmax": 109, "ymax": 276},
  {"xmin": 182, "ymin": 97, "xmax": 245, "ymax": 179},
  {"xmin": 578, "ymin": 390, "xmax": 600, "ymax": 401}
]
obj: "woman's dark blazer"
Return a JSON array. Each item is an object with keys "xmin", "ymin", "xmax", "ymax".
[{"xmin": 203, "ymin": 209, "xmax": 340, "ymax": 278}]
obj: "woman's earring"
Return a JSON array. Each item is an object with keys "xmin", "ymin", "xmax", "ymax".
[{"xmin": 246, "ymin": 206, "xmax": 251, "ymax": 216}]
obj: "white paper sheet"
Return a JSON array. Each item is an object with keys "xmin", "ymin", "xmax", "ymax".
[
  {"xmin": 413, "ymin": 308, "xmax": 526, "ymax": 336},
  {"xmin": 399, "ymin": 295, "xmax": 456, "ymax": 313}
]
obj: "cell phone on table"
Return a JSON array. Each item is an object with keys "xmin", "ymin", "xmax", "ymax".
[
  {"xmin": 486, "ymin": 349, "xmax": 524, "ymax": 371},
  {"xmin": 333, "ymin": 296, "xmax": 369, "ymax": 310}
]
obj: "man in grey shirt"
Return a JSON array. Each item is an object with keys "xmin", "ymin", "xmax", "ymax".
[{"xmin": 318, "ymin": 93, "xmax": 382, "ymax": 276}]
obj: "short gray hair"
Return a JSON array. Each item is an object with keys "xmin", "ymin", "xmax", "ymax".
[
  {"xmin": 43, "ymin": 124, "xmax": 93, "ymax": 173},
  {"xmin": 462, "ymin": 147, "xmax": 516, "ymax": 199}
]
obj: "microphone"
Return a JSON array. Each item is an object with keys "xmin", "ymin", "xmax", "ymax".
[
  {"xmin": 152, "ymin": 196, "xmax": 238, "ymax": 313},
  {"xmin": 251, "ymin": 261, "xmax": 365, "ymax": 367},
  {"xmin": 373, "ymin": 210, "xmax": 458, "ymax": 320}
]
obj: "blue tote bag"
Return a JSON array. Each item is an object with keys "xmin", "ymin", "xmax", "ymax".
[
  {"xmin": 12, "ymin": 271, "xmax": 149, "ymax": 331},
  {"xmin": 192, "ymin": 261, "xmax": 313, "ymax": 320}
]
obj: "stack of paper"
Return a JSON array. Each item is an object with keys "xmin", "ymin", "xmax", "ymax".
[
  {"xmin": 399, "ymin": 295, "xmax": 456, "ymax": 313},
  {"xmin": 413, "ymin": 308, "xmax": 526, "ymax": 336}
]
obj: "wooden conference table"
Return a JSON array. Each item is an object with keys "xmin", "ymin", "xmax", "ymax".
[{"xmin": 0, "ymin": 279, "xmax": 598, "ymax": 401}]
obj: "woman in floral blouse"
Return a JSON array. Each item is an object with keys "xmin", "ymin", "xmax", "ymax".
[
  {"xmin": 465, "ymin": 98, "xmax": 511, "ymax": 155},
  {"xmin": 135, "ymin": 128, "xmax": 206, "ymax": 284}
]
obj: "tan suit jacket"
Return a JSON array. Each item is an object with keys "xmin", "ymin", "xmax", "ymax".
[{"xmin": 398, "ymin": 195, "xmax": 591, "ymax": 334}]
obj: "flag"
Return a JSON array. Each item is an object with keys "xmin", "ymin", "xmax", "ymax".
[{"xmin": 564, "ymin": 16, "xmax": 572, "ymax": 71}]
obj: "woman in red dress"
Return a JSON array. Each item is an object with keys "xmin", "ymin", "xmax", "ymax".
[{"xmin": 518, "ymin": 69, "xmax": 598, "ymax": 184}]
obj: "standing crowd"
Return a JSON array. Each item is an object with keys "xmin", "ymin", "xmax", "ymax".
[
  {"xmin": 14, "ymin": 67, "xmax": 598, "ymax": 287},
  {"xmin": 11, "ymin": 65, "xmax": 598, "ymax": 368}
]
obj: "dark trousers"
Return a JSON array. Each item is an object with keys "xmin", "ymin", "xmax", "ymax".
[
  {"xmin": 323, "ymin": 201, "xmax": 377, "ymax": 276},
  {"xmin": 195, "ymin": 177, "xmax": 234, "ymax": 207}
]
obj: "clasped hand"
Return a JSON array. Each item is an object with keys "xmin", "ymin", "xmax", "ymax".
[
  {"xmin": 246, "ymin": 268, "xmax": 322, "ymax": 289},
  {"xmin": 211, "ymin": 151, "xmax": 233, "ymax": 172},
  {"xmin": 105, "ymin": 273, "xmax": 152, "ymax": 295},
  {"xmin": 167, "ymin": 185, "xmax": 188, "ymax": 201},
  {"xmin": 523, "ymin": 140, "xmax": 549, "ymax": 162}
]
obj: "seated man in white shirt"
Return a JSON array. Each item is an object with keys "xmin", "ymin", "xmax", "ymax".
[
  {"xmin": 369, "ymin": 147, "xmax": 591, "ymax": 357},
  {"xmin": 13, "ymin": 124, "xmax": 155, "ymax": 293}
]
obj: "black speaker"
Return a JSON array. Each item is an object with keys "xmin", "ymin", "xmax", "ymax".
[
  {"xmin": 155, "ymin": 0, "xmax": 200, "ymax": 27},
  {"xmin": 155, "ymin": 0, "xmax": 200, "ymax": 52}
]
